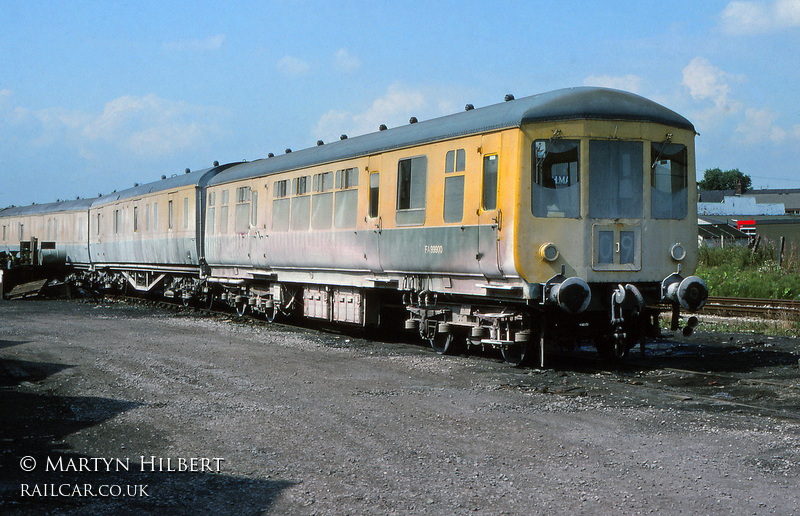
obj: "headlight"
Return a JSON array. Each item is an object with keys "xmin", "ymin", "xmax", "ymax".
[
  {"xmin": 539, "ymin": 242, "xmax": 559, "ymax": 262},
  {"xmin": 670, "ymin": 243, "xmax": 686, "ymax": 261}
]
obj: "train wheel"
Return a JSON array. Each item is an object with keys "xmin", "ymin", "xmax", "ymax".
[{"xmin": 501, "ymin": 343, "xmax": 530, "ymax": 368}]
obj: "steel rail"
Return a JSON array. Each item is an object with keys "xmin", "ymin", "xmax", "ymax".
[{"xmin": 701, "ymin": 296, "xmax": 800, "ymax": 320}]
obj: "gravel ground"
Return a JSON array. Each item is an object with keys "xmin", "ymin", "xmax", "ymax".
[{"xmin": 1, "ymin": 299, "xmax": 799, "ymax": 515}]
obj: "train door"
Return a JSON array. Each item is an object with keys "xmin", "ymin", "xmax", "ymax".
[
  {"xmin": 365, "ymin": 155, "xmax": 383, "ymax": 273},
  {"xmin": 477, "ymin": 134, "xmax": 503, "ymax": 278}
]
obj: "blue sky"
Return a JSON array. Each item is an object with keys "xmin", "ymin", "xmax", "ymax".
[{"xmin": 2, "ymin": 0, "xmax": 799, "ymax": 207}]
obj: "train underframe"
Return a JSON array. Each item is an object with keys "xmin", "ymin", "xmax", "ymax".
[{"xmin": 59, "ymin": 265, "xmax": 706, "ymax": 368}]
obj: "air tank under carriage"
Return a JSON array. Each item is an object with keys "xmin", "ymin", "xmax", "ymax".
[{"xmin": 202, "ymin": 87, "xmax": 708, "ymax": 366}]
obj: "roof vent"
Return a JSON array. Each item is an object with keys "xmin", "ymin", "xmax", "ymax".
[
  {"xmin": 465, "ymin": 104, "xmax": 474, "ymax": 111},
  {"xmin": 285, "ymin": 148, "xmax": 292, "ymax": 154},
  {"xmin": 504, "ymin": 94, "xmax": 515, "ymax": 102},
  {"xmin": 409, "ymin": 117, "xmax": 418, "ymax": 124},
  {"xmin": 213, "ymin": 160, "xmax": 219, "ymax": 167},
  {"xmin": 317, "ymin": 140, "xmax": 324, "ymax": 146},
  {"xmin": 268, "ymin": 152, "xmax": 275, "ymax": 158},
  {"xmin": 161, "ymin": 175, "xmax": 166, "ymax": 180},
  {"xmin": 134, "ymin": 183, "xmax": 139, "ymax": 187},
  {"xmin": 185, "ymin": 168, "xmax": 191, "ymax": 174},
  {"xmin": 379, "ymin": 124, "xmax": 387, "ymax": 131},
  {"xmin": 340, "ymin": 134, "xmax": 348, "ymax": 140}
]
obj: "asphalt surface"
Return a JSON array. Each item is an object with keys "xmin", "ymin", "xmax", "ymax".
[{"xmin": 1, "ymin": 299, "xmax": 799, "ymax": 515}]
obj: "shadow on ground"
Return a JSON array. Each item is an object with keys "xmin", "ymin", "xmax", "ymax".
[{"xmin": 0, "ymin": 356, "xmax": 295, "ymax": 515}]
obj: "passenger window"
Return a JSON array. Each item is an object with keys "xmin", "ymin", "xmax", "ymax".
[
  {"xmin": 368, "ymin": 173, "xmax": 379, "ymax": 218},
  {"xmin": 311, "ymin": 192, "xmax": 333, "ymax": 230},
  {"xmin": 153, "ymin": 203, "xmax": 158, "ymax": 231},
  {"xmin": 273, "ymin": 180, "xmax": 288, "ymax": 199},
  {"xmin": 336, "ymin": 168, "xmax": 358, "ymax": 189},
  {"xmin": 134, "ymin": 207, "xmax": 139, "ymax": 232},
  {"xmin": 291, "ymin": 196, "xmax": 311, "ymax": 230},
  {"xmin": 272, "ymin": 198, "xmax": 290, "ymax": 232},
  {"xmin": 396, "ymin": 156, "xmax": 427, "ymax": 225},
  {"xmin": 532, "ymin": 139, "xmax": 580, "ymax": 218},
  {"xmin": 482, "ymin": 155, "xmax": 498, "ymax": 210},
  {"xmin": 168, "ymin": 200, "xmax": 174, "ymax": 230},
  {"xmin": 313, "ymin": 172, "xmax": 334, "ymax": 193},
  {"xmin": 206, "ymin": 193, "xmax": 215, "ymax": 234},
  {"xmin": 251, "ymin": 191, "xmax": 258, "ymax": 226},
  {"xmin": 311, "ymin": 172, "xmax": 334, "ymax": 230},
  {"xmin": 272, "ymin": 180, "xmax": 290, "ymax": 232},
  {"xmin": 219, "ymin": 191, "xmax": 228, "ymax": 234},
  {"xmin": 445, "ymin": 149, "xmax": 466, "ymax": 173},
  {"xmin": 235, "ymin": 186, "xmax": 251, "ymax": 233},
  {"xmin": 651, "ymin": 143, "xmax": 688, "ymax": 219},
  {"xmin": 293, "ymin": 176, "xmax": 310, "ymax": 196},
  {"xmin": 443, "ymin": 175, "xmax": 465, "ymax": 223},
  {"xmin": 334, "ymin": 167, "xmax": 359, "ymax": 229}
]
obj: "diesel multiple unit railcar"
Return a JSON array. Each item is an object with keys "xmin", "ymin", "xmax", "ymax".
[{"xmin": 0, "ymin": 87, "xmax": 707, "ymax": 366}]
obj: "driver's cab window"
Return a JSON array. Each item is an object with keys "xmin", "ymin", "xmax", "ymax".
[{"xmin": 531, "ymin": 139, "xmax": 580, "ymax": 218}]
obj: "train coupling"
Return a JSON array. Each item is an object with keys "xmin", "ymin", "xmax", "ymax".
[
  {"xmin": 542, "ymin": 266, "xmax": 591, "ymax": 314},
  {"xmin": 661, "ymin": 266, "xmax": 708, "ymax": 311}
]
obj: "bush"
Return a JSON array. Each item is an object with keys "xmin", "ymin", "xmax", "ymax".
[{"xmin": 697, "ymin": 240, "xmax": 800, "ymax": 299}]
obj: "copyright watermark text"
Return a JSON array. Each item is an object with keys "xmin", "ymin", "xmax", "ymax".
[
  {"xmin": 16, "ymin": 454, "xmax": 226, "ymax": 499},
  {"xmin": 18, "ymin": 455, "xmax": 224, "ymax": 473}
]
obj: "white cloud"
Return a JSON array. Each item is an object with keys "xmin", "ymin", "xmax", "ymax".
[
  {"xmin": 163, "ymin": 34, "xmax": 226, "ymax": 51},
  {"xmin": 720, "ymin": 0, "xmax": 800, "ymax": 34},
  {"xmin": 0, "ymin": 88, "xmax": 11, "ymax": 97},
  {"xmin": 277, "ymin": 55, "xmax": 310, "ymax": 77},
  {"xmin": 583, "ymin": 74, "xmax": 643, "ymax": 94},
  {"xmin": 736, "ymin": 107, "xmax": 800, "ymax": 144},
  {"xmin": 681, "ymin": 57, "xmax": 747, "ymax": 133},
  {"xmin": 0, "ymin": 94, "xmax": 224, "ymax": 159},
  {"xmin": 75, "ymin": 94, "xmax": 221, "ymax": 156},
  {"xmin": 333, "ymin": 48, "xmax": 360, "ymax": 73},
  {"xmin": 313, "ymin": 83, "xmax": 430, "ymax": 141},
  {"xmin": 681, "ymin": 57, "xmax": 735, "ymax": 110}
]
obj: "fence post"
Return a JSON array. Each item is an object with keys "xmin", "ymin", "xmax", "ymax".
[{"xmin": 779, "ymin": 236, "xmax": 786, "ymax": 268}]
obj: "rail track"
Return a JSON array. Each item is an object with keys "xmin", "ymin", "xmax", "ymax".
[{"xmin": 701, "ymin": 296, "xmax": 800, "ymax": 320}]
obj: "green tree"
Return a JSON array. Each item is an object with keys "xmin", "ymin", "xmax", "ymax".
[{"xmin": 697, "ymin": 168, "xmax": 752, "ymax": 191}]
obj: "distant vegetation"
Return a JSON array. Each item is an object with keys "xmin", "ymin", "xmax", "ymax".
[
  {"xmin": 697, "ymin": 167, "xmax": 752, "ymax": 192},
  {"xmin": 697, "ymin": 240, "xmax": 800, "ymax": 299}
]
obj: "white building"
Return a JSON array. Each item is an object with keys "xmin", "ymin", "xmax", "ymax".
[{"xmin": 697, "ymin": 195, "xmax": 785, "ymax": 216}]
